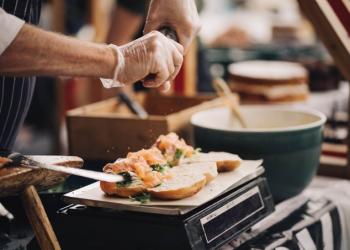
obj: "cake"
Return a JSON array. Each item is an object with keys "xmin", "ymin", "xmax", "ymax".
[{"xmin": 228, "ymin": 60, "xmax": 309, "ymax": 102}]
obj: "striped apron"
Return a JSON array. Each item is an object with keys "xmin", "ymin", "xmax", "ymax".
[{"xmin": 0, "ymin": 0, "xmax": 41, "ymax": 149}]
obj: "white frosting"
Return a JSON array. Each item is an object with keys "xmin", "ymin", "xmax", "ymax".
[{"xmin": 228, "ymin": 60, "xmax": 307, "ymax": 80}]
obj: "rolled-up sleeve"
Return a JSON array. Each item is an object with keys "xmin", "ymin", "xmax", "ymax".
[{"xmin": 0, "ymin": 7, "xmax": 25, "ymax": 55}]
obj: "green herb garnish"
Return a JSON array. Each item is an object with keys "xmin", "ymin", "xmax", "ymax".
[
  {"xmin": 130, "ymin": 192, "xmax": 151, "ymax": 204},
  {"xmin": 174, "ymin": 149, "xmax": 183, "ymax": 160},
  {"xmin": 194, "ymin": 148, "xmax": 202, "ymax": 154},
  {"xmin": 150, "ymin": 163, "xmax": 171, "ymax": 173},
  {"xmin": 116, "ymin": 172, "xmax": 133, "ymax": 188}
]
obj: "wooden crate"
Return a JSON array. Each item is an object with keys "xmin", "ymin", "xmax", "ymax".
[
  {"xmin": 298, "ymin": 0, "xmax": 350, "ymax": 178},
  {"xmin": 66, "ymin": 93, "xmax": 223, "ymax": 161}
]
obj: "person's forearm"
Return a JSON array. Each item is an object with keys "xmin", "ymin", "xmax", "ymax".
[{"xmin": 0, "ymin": 24, "xmax": 116, "ymax": 78}]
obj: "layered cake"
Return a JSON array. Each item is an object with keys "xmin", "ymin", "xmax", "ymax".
[{"xmin": 228, "ymin": 60, "xmax": 309, "ymax": 102}]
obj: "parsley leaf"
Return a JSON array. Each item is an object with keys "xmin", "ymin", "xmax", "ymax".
[
  {"xmin": 130, "ymin": 192, "xmax": 151, "ymax": 204},
  {"xmin": 174, "ymin": 149, "xmax": 183, "ymax": 160},
  {"xmin": 194, "ymin": 148, "xmax": 202, "ymax": 154},
  {"xmin": 116, "ymin": 172, "xmax": 133, "ymax": 188},
  {"xmin": 150, "ymin": 163, "xmax": 171, "ymax": 173}
]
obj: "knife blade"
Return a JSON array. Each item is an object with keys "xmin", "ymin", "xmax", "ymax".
[
  {"xmin": 117, "ymin": 92, "xmax": 148, "ymax": 119},
  {"xmin": 0, "ymin": 150, "xmax": 124, "ymax": 183}
]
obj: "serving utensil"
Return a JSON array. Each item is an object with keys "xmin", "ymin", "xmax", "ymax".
[
  {"xmin": 212, "ymin": 78, "xmax": 247, "ymax": 128},
  {"xmin": 0, "ymin": 150, "xmax": 123, "ymax": 183}
]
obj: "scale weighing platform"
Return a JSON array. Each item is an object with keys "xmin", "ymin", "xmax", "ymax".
[{"xmin": 58, "ymin": 165, "xmax": 274, "ymax": 250}]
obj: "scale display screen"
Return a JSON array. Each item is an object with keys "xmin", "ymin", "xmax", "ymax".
[{"xmin": 200, "ymin": 186, "xmax": 264, "ymax": 243}]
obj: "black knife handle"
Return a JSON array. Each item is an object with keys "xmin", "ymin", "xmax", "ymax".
[{"xmin": 158, "ymin": 26, "xmax": 179, "ymax": 42}]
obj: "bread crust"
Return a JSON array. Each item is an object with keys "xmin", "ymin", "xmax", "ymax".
[
  {"xmin": 182, "ymin": 152, "xmax": 242, "ymax": 173},
  {"xmin": 100, "ymin": 181, "xmax": 146, "ymax": 197},
  {"xmin": 203, "ymin": 168, "xmax": 217, "ymax": 183},
  {"xmin": 147, "ymin": 177, "xmax": 206, "ymax": 200},
  {"xmin": 216, "ymin": 160, "xmax": 241, "ymax": 172}
]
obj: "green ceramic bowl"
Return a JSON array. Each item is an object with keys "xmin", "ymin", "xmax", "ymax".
[{"xmin": 191, "ymin": 106, "xmax": 326, "ymax": 201}]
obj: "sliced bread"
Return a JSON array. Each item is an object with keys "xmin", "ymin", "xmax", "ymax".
[
  {"xmin": 181, "ymin": 152, "xmax": 242, "ymax": 172},
  {"xmin": 100, "ymin": 172, "xmax": 146, "ymax": 197},
  {"xmin": 147, "ymin": 167, "xmax": 206, "ymax": 200},
  {"xmin": 177, "ymin": 162, "xmax": 218, "ymax": 183}
]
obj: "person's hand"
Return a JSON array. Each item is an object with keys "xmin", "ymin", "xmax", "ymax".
[
  {"xmin": 103, "ymin": 31, "xmax": 183, "ymax": 90},
  {"xmin": 144, "ymin": 0, "xmax": 201, "ymax": 53}
]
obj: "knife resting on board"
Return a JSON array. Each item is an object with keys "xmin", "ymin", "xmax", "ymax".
[{"xmin": 0, "ymin": 150, "xmax": 124, "ymax": 183}]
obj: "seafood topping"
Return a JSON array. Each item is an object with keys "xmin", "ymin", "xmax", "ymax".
[{"xmin": 153, "ymin": 132, "xmax": 194, "ymax": 165}]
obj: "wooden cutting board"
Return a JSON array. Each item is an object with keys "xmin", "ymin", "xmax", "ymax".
[{"xmin": 0, "ymin": 155, "xmax": 83, "ymax": 197}]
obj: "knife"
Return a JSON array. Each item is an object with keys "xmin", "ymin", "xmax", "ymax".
[
  {"xmin": 144, "ymin": 26, "xmax": 179, "ymax": 83},
  {"xmin": 117, "ymin": 92, "xmax": 148, "ymax": 119},
  {"xmin": 0, "ymin": 150, "xmax": 124, "ymax": 183}
]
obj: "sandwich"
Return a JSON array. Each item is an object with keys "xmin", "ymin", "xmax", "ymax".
[
  {"xmin": 100, "ymin": 133, "xmax": 241, "ymax": 201},
  {"xmin": 147, "ymin": 167, "xmax": 207, "ymax": 200},
  {"xmin": 181, "ymin": 152, "xmax": 242, "ymax": 172}
]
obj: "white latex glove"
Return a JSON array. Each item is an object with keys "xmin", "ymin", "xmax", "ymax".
[
  {"xmin": 144, "ymin": 0, "xmax": 201, "ymax": 53},
  {"xmin": 101, "ymin": 31, "xmax": 183, "ymax": 90}
]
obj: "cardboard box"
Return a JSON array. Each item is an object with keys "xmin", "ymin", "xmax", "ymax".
[{"xmin": 67, "ymin": 93, "xmax": 223, "ymax": 161}]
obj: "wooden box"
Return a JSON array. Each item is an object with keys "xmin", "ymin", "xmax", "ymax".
[{"xmin": 66, "ymin": 94, "xmax": 223, "ymax": 161}]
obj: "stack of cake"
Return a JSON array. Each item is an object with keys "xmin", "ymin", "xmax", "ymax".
[{"xmin": 228, "ymin": 60, "xmax": 309, "ymax": 102}]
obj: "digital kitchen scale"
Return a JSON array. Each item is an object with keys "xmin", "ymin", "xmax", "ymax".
[{"xmin": 58, "ymin": 164, "xmax": 274, "ymax": 250}]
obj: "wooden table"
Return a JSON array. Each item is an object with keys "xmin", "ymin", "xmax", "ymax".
[{"xmin": 0, "ymin": 155, "xmax": 83, "ymax": 250}]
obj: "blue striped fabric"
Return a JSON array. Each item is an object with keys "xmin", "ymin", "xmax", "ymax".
[{"xmin": 0, "ymin": 0, "xmax": 41, "ymax": 149}]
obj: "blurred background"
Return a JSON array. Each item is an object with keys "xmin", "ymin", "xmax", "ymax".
[
  {"xmin": 2, "ymin": 1, "xmax": 349, "ymax": 249},
  {"xmin": 14, "ymin": 0, "xmax": 348, "ymax": 172}
]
